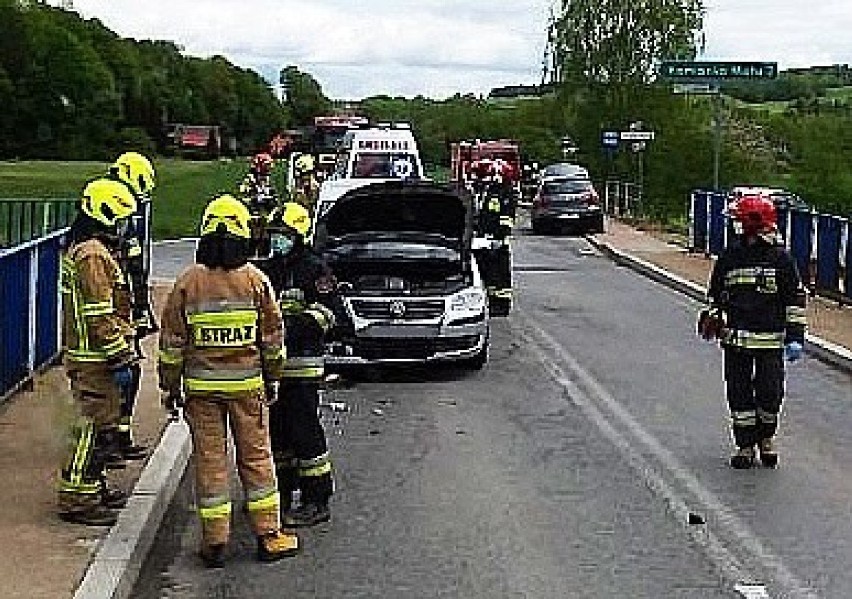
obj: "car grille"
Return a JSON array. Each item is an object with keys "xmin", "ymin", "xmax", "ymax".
[
  {"xmin": 350, "ymin": 299, "xmax": 446, "ymax": 320},
  {"xmin": 354, "ymin": 335, "xmax": 480, "ymax": 361}
]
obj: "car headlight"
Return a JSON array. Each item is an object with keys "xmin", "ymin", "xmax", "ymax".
[{"xmin": 450, "ymin": 289, "xmax": 486, "ymax": 313}]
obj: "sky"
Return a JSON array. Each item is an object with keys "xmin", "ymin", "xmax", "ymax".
[{"xmin": 64, "ymin": 0, "xmax": 852, "ymax": 100}]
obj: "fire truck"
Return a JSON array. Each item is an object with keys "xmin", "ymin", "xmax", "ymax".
[
  {"xmin": 450, "ymin": 139, "xmax": 522, "ymax": 195},
  {"xmin": 286, "ymin": 114, "xmax": 369, "ymax": 194}
]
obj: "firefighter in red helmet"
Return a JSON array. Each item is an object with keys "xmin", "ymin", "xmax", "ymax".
[{"xmin": 699, "ymin": 195, "xmax": 807, "ymax": 469}]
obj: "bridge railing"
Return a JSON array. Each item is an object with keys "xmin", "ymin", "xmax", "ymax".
[
  {"xmin": 689, "ymin": 190, "xmax": 851, "ymax": 303},
  {"xmin": 0, "ymin": 198, "xmax": 77, "ymax": 402}
]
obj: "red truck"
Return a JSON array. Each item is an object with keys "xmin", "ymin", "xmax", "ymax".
[{"xmin": 450, "ymin": 139, "xmax": 522, "ymax": 190}]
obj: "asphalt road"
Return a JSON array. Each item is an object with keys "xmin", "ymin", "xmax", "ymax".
[{"xmin": 136, "ymin": 228, "xmax": 852, "ymax": 598}]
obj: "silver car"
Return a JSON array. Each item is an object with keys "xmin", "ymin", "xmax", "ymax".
[
  {"xmin": 531, "ymin": 176, "xmax": 604, "ymax": 234},
  {"xmin": 313, "ymin": 181, "xmax": 490, "ymax": 369}
]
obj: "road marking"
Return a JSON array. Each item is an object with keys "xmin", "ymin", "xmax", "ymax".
[{"xmin": 517, "ymin": 310, "xmax": 819, "ymax": 599}]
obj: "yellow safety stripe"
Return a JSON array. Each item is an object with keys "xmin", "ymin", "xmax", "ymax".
[
  {"xmin": 488, "ymin": 198, "xmax": 501, "ymax": 211},
  {"xmin": 280, "ymin": 367, "xmax": 324, "ymax": 379},
  {"xmin": 127, "ymin": 245, "xmax": 142, "ymax": 258},
  {"xmin": 786, "ymin": 306, "xmax": 807, "ymax": 325},
  {"xmin": 70, "ymin": 419, "xmax": 94, "ymax": 486},
  {"xmin": 80, "ymin": 300, "xmax": 114, "ymax": 317},
  {"xmin": 62, "ymin": 257, "xmax": 89, "ymax": 352},
  {"xmin": 198, "ymin": 501, "xmax": 232, "ymax": 521},
  {"xmin": 298, "ymin": 452, "xmax": 330, "ymax": 468},
  {"xmin": 58, "ymin": 479, "xmax": 101, "ymax": 494},
  {"xmin": 492, "ymin": 289, "xmax": 513, "ymax": 299},
  {"xmin": 299, "ymin": 461, "xmax": 332, "ymax": 478},
  {"xmin": 68, "ymin": 337, "xmax": 130, "ymax": 362},
  {"xmin": 246, "ymin": 490, "xmax": 280, "ymax": 513},
  {"xmin": 158, "ymin": 348, "xmax": 184, "ymax": 365},
  {"xmin": 305, "ymin": 309, "xmax": 331, "ymax": 331},
  {"xmin": 721, "ymin": 329, "xmax": 784, "ymax": 349},
  {"xmin": 263, "ymin": 346, "xmax": 283, "ymax": 360},
  {"xmin": 185, "ymin": 375, "xmax": 264, "ymax": 393},
  {"xmin": 280, "ymin": 299, "xmax": 306, "ymax": 315},
  {"xmin": 757, "ymin": 409, "xmax": 778, "ymax": 424},
  {"xmin": 187, "ymin": 309, "xmax": 258, "ymax": 328}
]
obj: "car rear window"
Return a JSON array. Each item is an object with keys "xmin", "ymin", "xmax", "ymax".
[{"xmin": 543, "ymin": 180, "xmax": 591, "ymax": 194}]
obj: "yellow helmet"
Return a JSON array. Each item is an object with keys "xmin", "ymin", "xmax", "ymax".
[
  {"xmin": 200, "ymin": 195, "xmax": 252, "ymax": 239},
  {"xmin": 111, "ymin": 151, "xmax": 156, "ymax": 196},
  {"xmin": 80, "ymin": 178, "xmax": 138, "ymax": 227},
  {"xmin": 294, "ymin": 153, "xmax": 315, "ymax": 175},
  {"xmin": 270, "ymin": 202, "xmax": 311, "ymax": 237}
]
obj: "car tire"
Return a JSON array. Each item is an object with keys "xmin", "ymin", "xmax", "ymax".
[
  {"xmin": 462, "ymin": 332, "xmax": 489, "ymax": 370},
  {"xmin": 531, "ymin": 219, "xmax": 544, "ymax": 235},
  {"xmin": 589, "ymin": 214, "xmax": 605, "ymax": 234}
]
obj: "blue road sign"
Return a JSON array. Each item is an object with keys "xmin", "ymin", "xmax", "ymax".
[{"xmin": 602, "ymin": 131, "xmax": 619, "ymax": 148}]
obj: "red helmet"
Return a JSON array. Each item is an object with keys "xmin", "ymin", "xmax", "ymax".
[
  {"xmin": 731, "ymin": 194, "xmax": 777, "ymax": 236},
  {"xmin": 251, "ymin": 153, "xmax": 273, "ymax": 174}
]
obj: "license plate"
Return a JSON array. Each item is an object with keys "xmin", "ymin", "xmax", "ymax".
[{"xmin": 558, "ymin": 214, "xmax": 580, "ymax": 219}]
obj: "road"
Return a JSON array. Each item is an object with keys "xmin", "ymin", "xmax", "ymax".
[{"xmin": 137, "ymin": 229, "xmax": 852, "ymax": 598}]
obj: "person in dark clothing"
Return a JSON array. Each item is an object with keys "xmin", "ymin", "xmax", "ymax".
[
  {"xmin": 254, "ymin": 202, "xmax": 337, "ymax": 527},
  {"xmin": 701, "ymin": 195, "xmax": 807, "ymax": 469}
]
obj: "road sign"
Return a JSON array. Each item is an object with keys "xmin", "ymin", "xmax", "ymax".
[
  {"xmin": 659, "ymin": 61, "xmax": 778, "ymax": 81},
  {"xmin": 602, "ymin": 131, "xmax": 619, "ymax": 148},
  {"xmin": 620, "ymin": 131, "xmax": 655, "ymax": 141}
]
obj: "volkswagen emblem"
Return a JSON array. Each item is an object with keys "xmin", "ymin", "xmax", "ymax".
[{"xmin": 388, "ymin": 300, "xmax": 406, "ymax": 318}]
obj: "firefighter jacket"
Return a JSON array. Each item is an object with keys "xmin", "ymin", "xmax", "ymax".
[
  {"xmin": 61, "ymin": 238, "xmax": 136, "ymax": 369},
  {"xmin": 158, "ymin": 263, "xmax": 284, "ymax": 397},
  {"xmin": 707, "ymin": 238, "xmax": 807, "ymax": 350},
  {"xmin": 255, "ymin": 245, "xmax": 336, "ymax": 380}
]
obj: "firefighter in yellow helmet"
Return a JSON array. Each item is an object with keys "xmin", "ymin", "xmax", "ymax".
[
  {"xmin": 291, "ymin": 153, "xmax": 319, "ymax": 210},
  {"xmin": 59, "ymin": 179, "xmax": 139, "ymax": 526},
  {"xmin": 106, "ymin": 151, "xmax": 158, "ymax": 463},
  {"xmin": 254, "ymin": 202, "xmax": 337, "ymax": 527},
  {"xmin": 158, "ymin": 195, "xmax": 300, "ymax": 567}
]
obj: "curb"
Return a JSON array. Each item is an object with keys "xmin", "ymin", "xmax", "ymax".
[
  {"xmin": 588, "ymin": 236, "xmax": 852, "ymax": 376},
  {"xmin": 74, "ymin": 421, "xmax": 191, "ymax": 599}
]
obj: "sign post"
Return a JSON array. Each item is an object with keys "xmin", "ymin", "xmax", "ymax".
[{"xmin": 659, "ymin": 60, "xmax": 778, "ymax": 190}]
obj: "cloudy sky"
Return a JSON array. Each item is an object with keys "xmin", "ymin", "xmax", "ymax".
[{"xmin": 66, "ymin": 0, "xmax": 852, "ymax": 99}]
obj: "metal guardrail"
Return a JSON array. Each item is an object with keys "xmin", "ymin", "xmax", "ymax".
[
  {"xmin": 603, "ymin": 180, "xmax": 643, "ymax": 218},
  {"xmin": 0, "ymin": 227, "xmax": 67, "ymax": 401},
  {"xmin": 0, "ymin": 198, "xmax": 77, "ymax": 248},
  {"xmin": 689, "ymin": 190, "xmax": 851, "ymax": 303}
]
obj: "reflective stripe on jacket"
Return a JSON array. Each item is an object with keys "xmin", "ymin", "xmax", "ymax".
[
  {"xmin": 158, "ymin": 263, "xmax": 284, "ymax": 396},
  {"xmin": 61, "ymin": 239, "xmax": 135, "ymax": 368}
]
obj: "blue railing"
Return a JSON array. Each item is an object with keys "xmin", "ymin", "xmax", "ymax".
[
  {"xmin": 0, "ymin": 198, "xmax": 77, "ymax": 248},
  {"xmin": 689, "ymin": 190, "xmax": 851, "ymax": 303},
  {"xmin": 0, "ymin": 228, "xmax": 67, "ymax": 401}
]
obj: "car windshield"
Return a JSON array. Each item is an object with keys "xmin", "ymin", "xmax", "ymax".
[
  {"xmin": 353, "ymin": 153, "xmax": 420, "ymax": 179},
  {"xmin": 543, "ymin": 180, "xmax": 591, "ymax": 194}
]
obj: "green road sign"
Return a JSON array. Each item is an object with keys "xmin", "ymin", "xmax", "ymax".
[{"xmin": 659, "ymin": 61, "xmax": 778, "ymax": 81}]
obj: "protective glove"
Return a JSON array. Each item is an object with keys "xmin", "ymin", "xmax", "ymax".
[
  {"xmin": 784, "ymin": 341, "xmax": 804, "ymax": 362},
  {"xmin": 112, "ymin": 366, "xmax": 134, "ymax": 392}
]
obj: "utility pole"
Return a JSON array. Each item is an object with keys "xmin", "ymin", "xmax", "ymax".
[{"xmin": 712, "ymin": 88, "xmax": 722, "ymax": 191}]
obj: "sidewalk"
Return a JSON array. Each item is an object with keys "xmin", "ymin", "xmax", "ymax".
[
  {"xmin": 0, "ymin": 288, "xmax": 171, "ymax": 599},
  {"xmin": 594, "ymin": 220, "xmax": 852, "ymax": 352}
]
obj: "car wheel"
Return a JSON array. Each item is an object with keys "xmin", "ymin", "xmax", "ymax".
[
  {"xmin": 462, "ymin": 332, "xmax": 490, "ymax": 370},
  {"xmin": 591, "ymin": 214, "xmax": 605, "ymax": 234},
  {"xmin": 531, "ymin": 219, "xmax": 543, "ymax": 235}
]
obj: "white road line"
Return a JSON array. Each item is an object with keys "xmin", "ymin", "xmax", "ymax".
[{"xmin": 517, "ymin": 311, "xmax": 820, "ymax": 599}]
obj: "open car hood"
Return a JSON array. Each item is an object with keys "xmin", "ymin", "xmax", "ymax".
[{"xmin": 314, "ymin": 181, "xmax": 472, "ymax": 258}]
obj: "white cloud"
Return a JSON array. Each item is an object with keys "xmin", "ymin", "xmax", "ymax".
[{"xmin": 66, "ymin": 0, "xmax": 852, "ymax": 98}]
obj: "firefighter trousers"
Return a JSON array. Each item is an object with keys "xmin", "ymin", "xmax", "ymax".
[
  {"xmin": 723, "ymin": 346, "xmax": 785, "ymax": 448},
  {"xmin": 270, "ymin": 378, "xmax": 333, "ymax": 506},
  {"xmin": 117, "ymin": 362, "xmax": 142, "ymax": 445},
  {"xmin": 184, "ymin": 390, "xmax": 280, "ymax": 547},
  {"xmin": 58, "ymin": 363, "xmax": 122, "ymax": 513}
]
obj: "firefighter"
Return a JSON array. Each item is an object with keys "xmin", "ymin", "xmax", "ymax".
[
  {"xmin": 291, "ymin": 153, "xmax": 319, "ymax": 211},
  {"xmin": 700, "ymin": 195, "xmax": 807, "ymax": 469},
  {"xmin": 254, "ymin": 202, "xmax": 336, "ymax": 527},
  {"xmin": 158, "ymin": 195, "xmax": 300, "ymax": 567},
  {"xmin": 240, "ymin": 153, "xmax": 277, "ymax": 213},
  {"xmin": 471, "ymin": 163, "xmax": 513, "ymax": 316},
  {"xmin": 107, "ymin": 151, "xmax": 157, "ymax": 461},
  {"xmin": 58, "ymin": 179, "xmax": 140, "ymax": 526}
]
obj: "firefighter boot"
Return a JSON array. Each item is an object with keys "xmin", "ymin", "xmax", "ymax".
[
  {"xmin": 59, "ymin": 505, "xmax": 119, "ymax": 527},
  {"xmin": 257, "ymin": 530, "xmax": 300, "ymax": 562},
  {"xmin": 282, "ymin": 502, "xmax": 330, "ymax": 528},
  {"xmin": 730, "ymin": 446, "xmax": 756, "ymax": 469},
  {"xmin": 758, "ymin": 437, "xmax": 779, "ymax": 468},
  {"xmin": 200, "ymin": 544, "xmax": 227, "ymax": 569}
]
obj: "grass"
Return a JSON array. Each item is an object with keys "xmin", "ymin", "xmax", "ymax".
[{"xmin": 0, "ymin": 158, "xmax": 287, "ymax": 240}]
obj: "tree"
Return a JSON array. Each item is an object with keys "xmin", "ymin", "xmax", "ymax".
[
  {"xmin": 280, "ymin": 65, "xmax": 331, "ymax": 126},
  {"xmin": 551, "ymin": 0, "xmax": 705, "ymax": 85}
]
